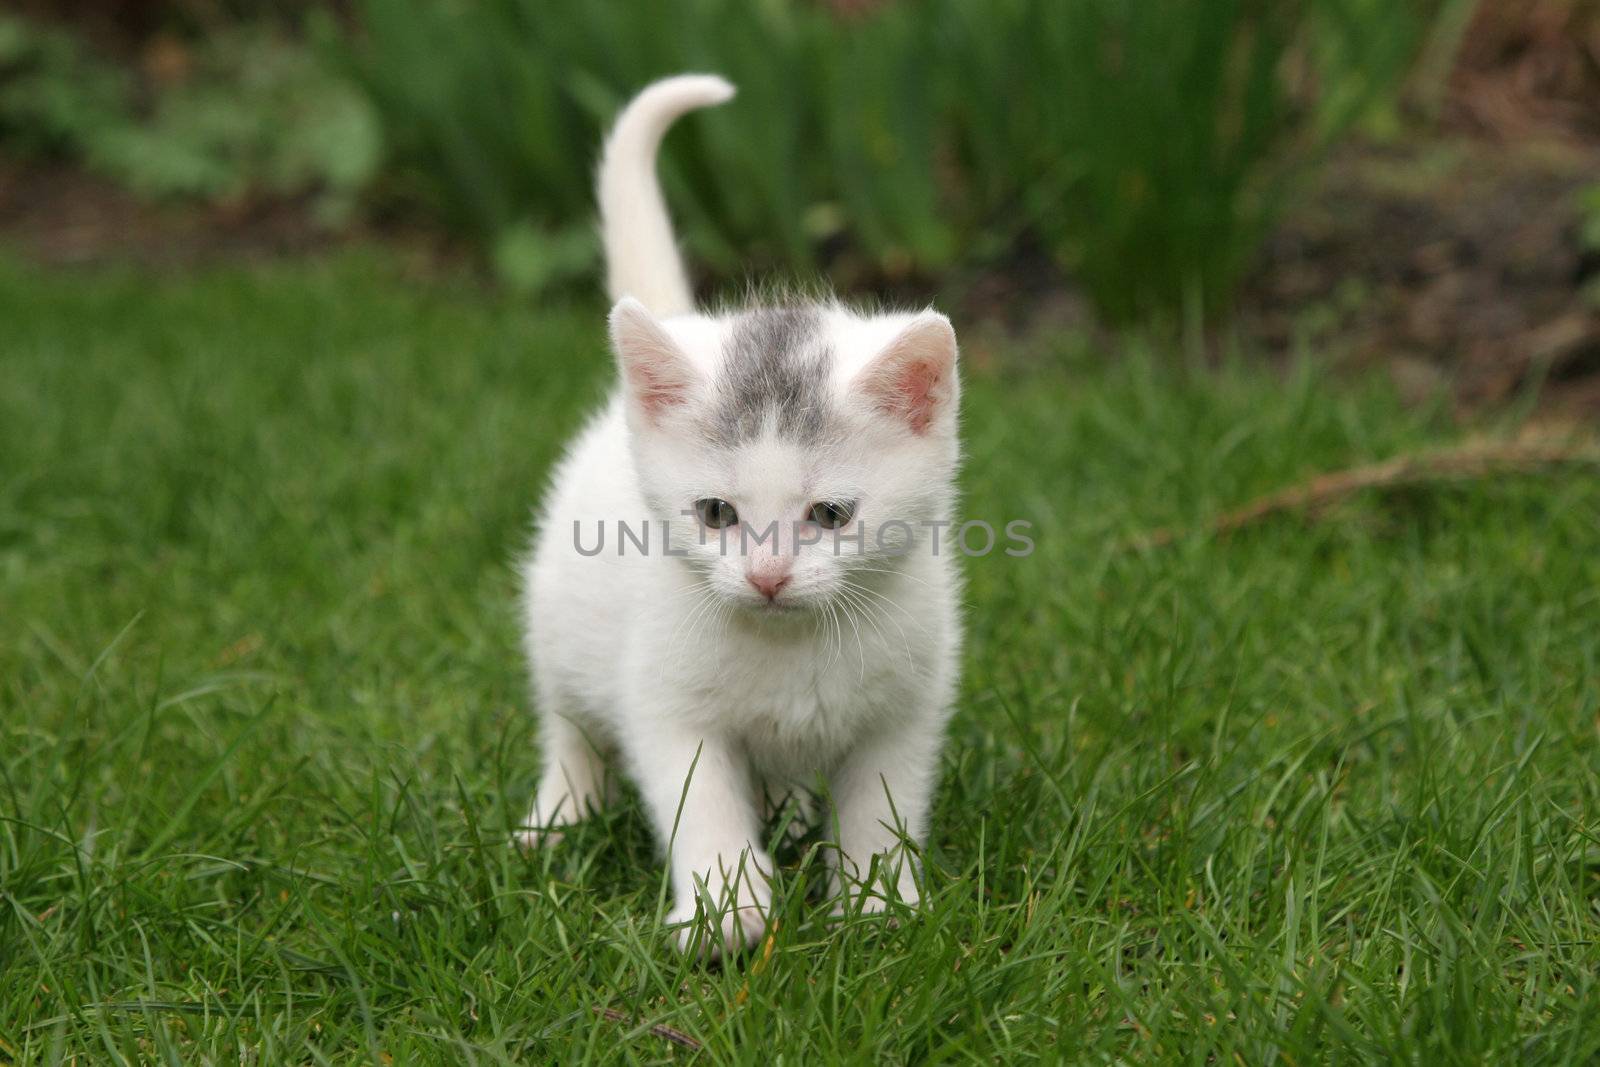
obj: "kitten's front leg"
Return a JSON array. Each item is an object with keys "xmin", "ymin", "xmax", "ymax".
[
  {"xmin": 518, "ymin": 709, "xmax": 611, "ymax": 849},
  {"xmin": 625, "ymin": 719, "xmax": 773, "ymax": 956},
  {"xmin": 827, "ymin": 721, "xmax": 942, "ymax": 913}
]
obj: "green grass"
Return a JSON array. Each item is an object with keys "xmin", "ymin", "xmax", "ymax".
[{"xmin": 2, "ymin": 252, "xmax": 1598, "ymax": 1063}]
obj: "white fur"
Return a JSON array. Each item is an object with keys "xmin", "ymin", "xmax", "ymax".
[
  {"xmin": 518, "ymin": 75, "xmax": 962, "ymax": 956},
  {"xmin": 598, "ymin": 74, "xmax": 734, "ymax": 317}
]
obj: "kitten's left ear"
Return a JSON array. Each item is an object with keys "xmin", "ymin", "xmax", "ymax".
[
  {"xmin": 854, "ymin": 311, "xmax": 959, "ymax": 435},
  {"xmin": 609, "ymin": 297, "xmax": 701, "ymax": 421}
]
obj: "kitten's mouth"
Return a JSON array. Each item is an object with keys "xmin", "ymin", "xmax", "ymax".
[{"xmin": 743, "ymin": 593, "xmax": 809, "ymax": 615}]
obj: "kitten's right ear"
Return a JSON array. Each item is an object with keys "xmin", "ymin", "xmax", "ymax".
[
  {"xmin": 609, "ymin": 297, "xmax": 700, "ymax": 419},
  {"xmin": 854, "ymin": 311, "xmax": 959, "ymax": 436}
]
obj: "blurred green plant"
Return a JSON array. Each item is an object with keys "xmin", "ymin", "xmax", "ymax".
[
  {"xmin": 948, "ymin": 0, "xmax": 1455, "ymax": 320},
  {"xmin": 0, "ymin": 15, "xmax": 131, "ymax": 157},
  {"xmin": 0, "ymin": 17, "xmax": 380, "ymax": 223},
  {"xmin": 93, "ymin": 31, "xmax": 382, "ymax": 222},
  {"xmin": 1580, "ymin": 183, "xmax": 1600, "ymax": 309},
  {"xmin": 1581, "ymin": 184, "xmax": 1600, "ymax": 252},
  {"xmin": 337, "ymin": 0, "xmax": 1455, "ymax": 313},
  {"xmin": 3, "ymin": 3, "xmax": 1458, "ymax": 312},
  {"xmin": 331, "ymin": 0, "xmax": 950, "ymax": 293}
]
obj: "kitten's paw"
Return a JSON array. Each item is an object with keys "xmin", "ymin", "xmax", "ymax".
[
  {"xmin": 668, "ymin": 897, "xmax": 770, "ymax": 958},
  {"xmin": 666, "ymin": 847, "xmax": 775, "ymax": 958},
  {"xmin": 830, "ymin": 869, "xmax": 921, "ymax": 921},
  {"xmin": 830, "ymin": 892, "xmax": 899, "ymax": 921},
  {"xmin": 512, "ymin": 825, "xmax": 566, "ymax": 850},
  {"xmin": 514, "ymin": 808, "xmax": 585, "ymax": 850},
  {"xmin": 517, "ymin": 776, "xmax": 605, "ymax": 850}
]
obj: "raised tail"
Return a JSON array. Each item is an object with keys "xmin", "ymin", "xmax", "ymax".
[{"xmin": 597, "ymin": 74, "xmax": 734, "ymax": 317}]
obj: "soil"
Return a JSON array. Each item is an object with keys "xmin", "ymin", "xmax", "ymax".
[
  {"xmin": 1247, "ymin": 136, "xmax": 1600, "ymax": 418},
  {"xmin": 0, "ymin": 159, "xmax": 335, "ymax": 266},
  {"xmin": 1244, "ymin": 0, "xmax": 1600, "ymax": 418}
]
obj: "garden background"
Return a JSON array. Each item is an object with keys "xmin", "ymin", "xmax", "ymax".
[{"xmin": 2, "ymin": 1, "xmax": 1599, "ymax": 1062}]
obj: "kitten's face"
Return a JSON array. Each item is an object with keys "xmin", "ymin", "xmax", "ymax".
[{"xmin": 611, "ymin": 299, "xmax": 959, "ymax": 614}]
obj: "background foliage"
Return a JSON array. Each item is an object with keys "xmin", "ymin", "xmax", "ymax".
[
  {"xmin": 0, "ymin": 16, "xmax": 379, "ymax": 220},
  {"xmin": 338, "ymin": 0, "xmax": 1455, "ymax": 314},
  {"xmin": 6, "ymin": 3, "xmax": 1600, "ymax": 1062},
  {"xmin": 2, "ymin": 1, "xmax": 1465, "ymax": 314}
]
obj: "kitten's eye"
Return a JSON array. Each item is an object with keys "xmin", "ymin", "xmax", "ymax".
[
  {"xmin": 808, "ymin": 501, "xmax": 855, "ymax": 529},
  {"xmin": 694, "ymin": 497, "xmax": 739, "ymax": 529}
]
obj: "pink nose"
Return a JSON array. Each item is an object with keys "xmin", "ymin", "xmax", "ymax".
[{"xmin": 747, "ymin": 570, "xmax": 791, "ymax": 601}]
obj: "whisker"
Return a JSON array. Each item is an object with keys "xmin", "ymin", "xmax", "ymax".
[
  {"xmin": 834, "ymin": 589, "xmax": 868, "ymax": 684},
  {"xmin": 841, "ymin": 578, "xmax": 929, "ymax": 642},
  {"xmin": 842, "ymin": 563, "xmax": 933, "ymax": 589},
  {"xmin": 665, "ymin": 583, "xmax": 722, "ymax": 661},
  {"xmin": 837, "ymin": 584, "xmax": 914, "ymax": 672}
]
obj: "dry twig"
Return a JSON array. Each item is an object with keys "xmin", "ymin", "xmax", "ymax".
[
  {"xmin": 593, "ymin": 1006, "xmax": 703, "ymax": 1051},
  {"xmin": 1130, "ymin": 440, "xmax": 1600, "ymax": 550}
]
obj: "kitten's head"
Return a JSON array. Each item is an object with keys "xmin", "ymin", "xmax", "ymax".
[{"xmin": 609, "ymin": 295, "xmax": 960, "ymax": 614}]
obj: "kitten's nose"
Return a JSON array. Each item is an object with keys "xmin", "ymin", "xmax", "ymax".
[{"xmin": 747, "ymin": 569, "xmax": 791, "ymax": 601}]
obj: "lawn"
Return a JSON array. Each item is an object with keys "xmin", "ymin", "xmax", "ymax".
[{"xmin": 2, "ymin": 252, "xmax": 1598, "ymax": 1063}]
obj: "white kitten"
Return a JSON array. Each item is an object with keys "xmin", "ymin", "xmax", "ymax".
[{"xmin": 517, "ymin": 74, "xmax": 962, "ymax": 955}]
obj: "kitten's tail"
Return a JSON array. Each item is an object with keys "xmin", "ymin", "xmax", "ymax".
[{"xmin": 597, "ymin": 74, "xmax": 735, "ymax": 318}]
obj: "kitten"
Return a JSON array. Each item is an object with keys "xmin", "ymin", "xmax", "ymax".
[{"xmin": 517, "ymin": 74, "xmax": 962, "ymax": 955}]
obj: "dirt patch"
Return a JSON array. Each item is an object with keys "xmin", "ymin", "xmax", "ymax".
[
  {"xmin": 1446, "ymin": 0, "xmax": 1600, "ymax": 143},
  {"xmin": 0, "ymin": 156, "xmax": 465, "ymax": 280},
  {"xmin": 1248, "ymin": 136, "xmax": 1600, "ymax": 417},
  {"xmin": 0, "ymin": 158, "xmax": 332, "ymax": 266},
  {"xmin": 1244, "ymin": 0, "xmax": 1600, "ymax": 418}
]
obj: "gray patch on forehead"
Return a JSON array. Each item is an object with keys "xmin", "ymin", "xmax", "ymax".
[{"xmin": 707, "ymin": 306, "xmax": 833, "ymax": 444}]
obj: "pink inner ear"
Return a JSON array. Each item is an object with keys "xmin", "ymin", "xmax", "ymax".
[
  {"xmin": 879, "ymin": 358, "xmax": 945, "ymax": 435},
  {"xmin": 611, "ymin": 299, "xmax": 697, "ymax": 418},
  {"xmin": 860, "ymin": 313, "xmax": 956, "ymax": 435},
  {"xmin": 629, "ymin": 359, "xmax": 692, "ymax": 414}
]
